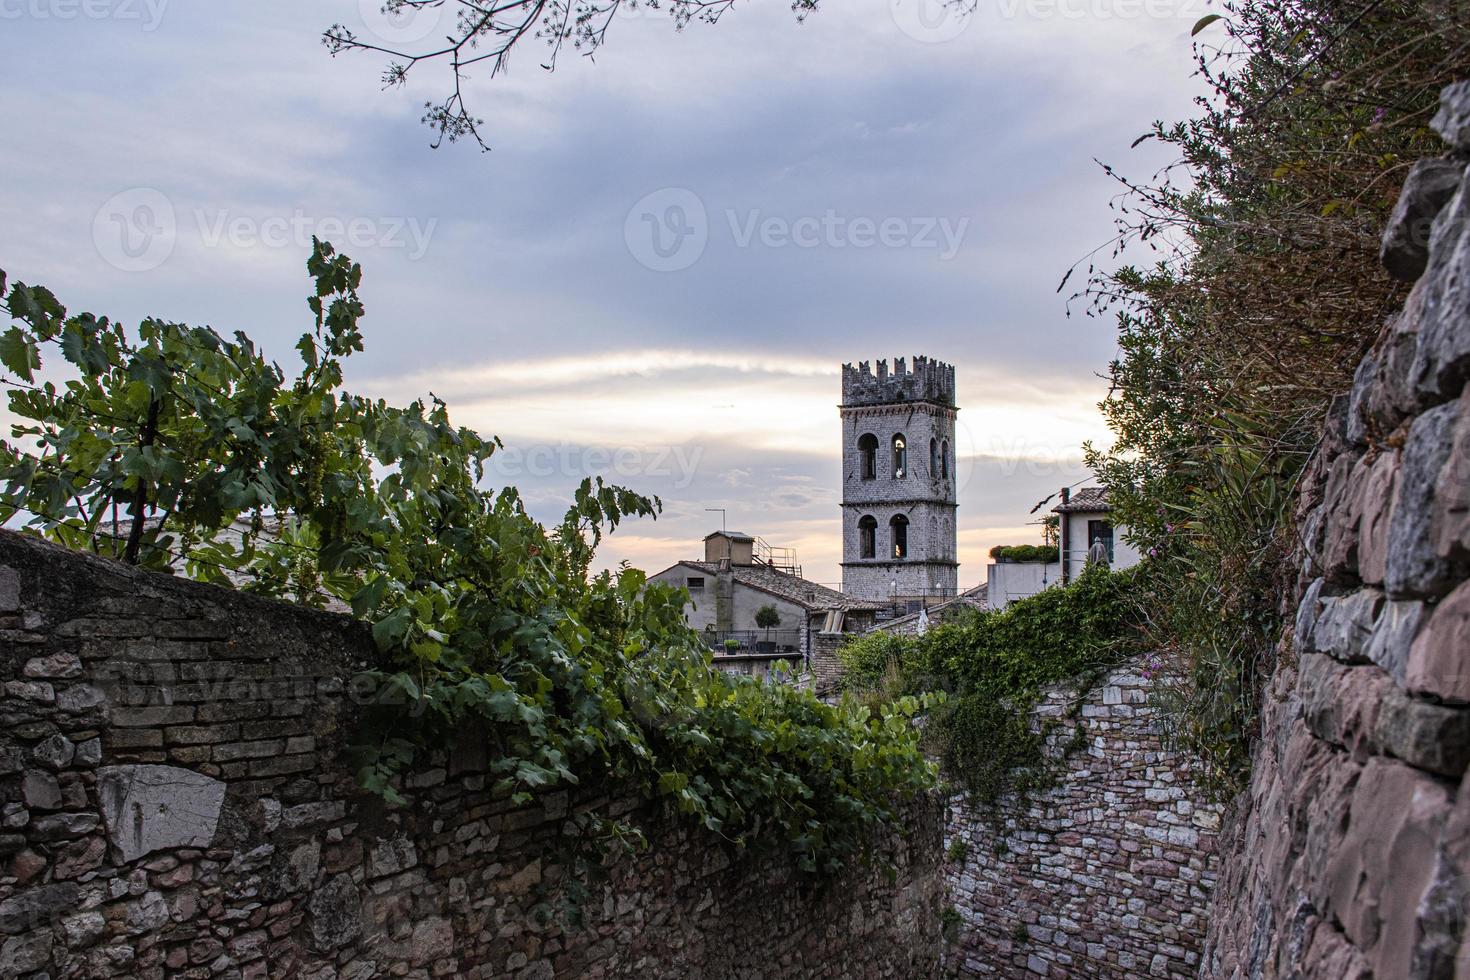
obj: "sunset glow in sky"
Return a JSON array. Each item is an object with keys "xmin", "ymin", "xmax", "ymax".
[{"xmin": 1, "ymin": 0, "xmax": 1209, "ymax": 588}]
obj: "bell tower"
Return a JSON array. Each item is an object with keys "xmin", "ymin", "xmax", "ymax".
[{"xmin": 839, "ymin": 356, "xmax": 959, "ymax": 603}]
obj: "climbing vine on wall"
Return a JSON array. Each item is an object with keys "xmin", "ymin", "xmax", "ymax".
[
  {"xmin": 839, "ymin": 567, "xmax": 1148, "ymax": 804},
  {"xmin": 0, "ymin": 242, "xmax": 936, "ymax": 883}
]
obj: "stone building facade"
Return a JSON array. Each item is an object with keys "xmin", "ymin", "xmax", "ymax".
[{"xmin": 840, "ymin": 356, "xmax": 960, "ymax": 602}]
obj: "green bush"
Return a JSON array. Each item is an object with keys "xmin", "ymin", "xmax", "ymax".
[
  {"xmin": 840, "ymin": 566, "xmax": 1147, "ymax": 803},
  {"xmin": 988, "ymin": 544, "xmax": 1056, "ymax": 563},
  {"xmin": 0, "ymin": 243, "xmax": 937, "ymax": 892},
  {"xmin": 1079, "ymin": 0, "xmax": 1468, "ymax": 795}
]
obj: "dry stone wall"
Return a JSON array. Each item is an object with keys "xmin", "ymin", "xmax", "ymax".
[
  {"xmin": 1201, "ymin": 81, "xmax": 1470, "ymax": 978},
  {"xmin": 0, "ymin": 529, "xmax": 943, "ymax": 979},
  {"xmin": 943, "ymin": 661, "xmax": 1223, "ymax": 978}
]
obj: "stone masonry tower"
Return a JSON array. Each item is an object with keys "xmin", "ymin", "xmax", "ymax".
[{"xmin": 840, "ymin": 356, "xmax": 959, "ymax": 602}]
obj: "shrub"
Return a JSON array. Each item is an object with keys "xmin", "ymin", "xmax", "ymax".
[
  {"xmin": 840, "ymin": 566, "xmax": 1148, "ymax": 803},
  {"xmin": 1078, "ymin": 0, "xmax": 1469, "ymax": 795},
  {"xmin": 0, "ymin": 243, "xmax": 937, "ymax": 892},
  {"xmin": 988, "ymin": 544, "xmax": 1056, "ymax": 563}
]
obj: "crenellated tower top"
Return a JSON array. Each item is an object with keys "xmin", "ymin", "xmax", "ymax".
[{"xmin": 840, "ymin": 355, "xmax": 956, "ymax": 408}]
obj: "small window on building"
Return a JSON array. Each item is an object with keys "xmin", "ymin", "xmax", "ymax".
[
  {"xmin": 858, "ymin": 433, "xmax": 878, "ymax": 480},
  {"xmin": 686, "ymin": 576, "xmax": 705, "ymax": 590},
  {"xmin": 1087, "ymin": 520, "xmax": 1115, "ymax": 562},
  {"xmin": 890, "ymin": 514, "xmax": 909, "ymax": 559},
  {"xmin": 941, "ymin": 440, "xmax": 950, "ymax": 479},
  {"xmin": 858, "ymin": 515, "xmax": 877, "ymax": 559},
  {"xmin": 892, "ymin": 434, "xmax": 907, "ymax": 479},
  {"xmin": 930, "ymin": 438, "xmax": 939, "ymax": 477}
]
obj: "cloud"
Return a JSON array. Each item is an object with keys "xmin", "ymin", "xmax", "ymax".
[{"xmin": 0, "ymin": 0, "xmax": 1204, "ymax": 590}]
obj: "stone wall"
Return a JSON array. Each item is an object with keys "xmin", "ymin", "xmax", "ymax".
[
  {"xmin": 0, "ymin": 529, "xmax": 943, "ymax": 979},
  {"xmin": 1200, "ymin": 82, "xmax": 1470, "ymax": 978},
  {"xmin": 944, "ymin": 660, "xmax": 1223, "ymax": 978}
]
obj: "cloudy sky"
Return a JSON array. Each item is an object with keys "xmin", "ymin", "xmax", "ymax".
[{"xmin": 1, "ymin": 0, "xmax": 1207, "ymax": 589}]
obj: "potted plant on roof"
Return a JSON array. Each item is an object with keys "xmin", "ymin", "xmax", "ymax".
[{"xmin": 754, "ymin": 604, "xmax": 781, "ymax": 655}]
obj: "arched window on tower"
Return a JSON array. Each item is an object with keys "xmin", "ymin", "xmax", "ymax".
[
  {"xmin": 891, "ymin": 434, "xmax": 907, "ymax": 479},
  {"xmin": 890, "ymin": 514, "xmax": 909, "ymax": 559},
  {"xmin": 858, "ymin": 515, "xmax": 877, "ymax": 559},
  {"xmin": 941, "ymin": 440, "xmax": 950, "ymax": 479},
  {"xmin": 858, "ymin": 433, "xmax": 878, "ymax": 481},
  {"xmin": 930, "ymin": 438, "xmax": 939, "ymax": 478}
]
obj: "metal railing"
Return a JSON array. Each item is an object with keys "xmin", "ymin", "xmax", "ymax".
[
  {"xmin": 753, "ymin": 537, "xmax": 802, "ymax": 578},
  {"xmin": 702, "ymin": 629, "xmax": 802, "ymax": 655}
]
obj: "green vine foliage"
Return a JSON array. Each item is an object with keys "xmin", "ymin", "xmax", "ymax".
[
  {"xmin": 839, "ymin": 566, "xmax": 1147, "ymax": 804},
  {"xmin": 0, "ymin": 242, "xmax": 936, "ymax": 884},
  {"xmin": 987, "ymin": 544, "xmax": 1057, "ymax": 563}
]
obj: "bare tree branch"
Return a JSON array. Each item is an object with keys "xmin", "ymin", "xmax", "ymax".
[{"xmin": 324, "ymin": 0, "xmax": 823, "ymax": 149}]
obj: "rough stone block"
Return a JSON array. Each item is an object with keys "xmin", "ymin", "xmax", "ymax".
[
  {"xmin": 1381, "ymin": 157, "xmax": 1465, "ymax": 282},
  {"xmin": 1321, "ymin": 452, "xmax": 1366, "ymax": 582},
  {"xmin": 56, "ymin": 683, "xmax": 106, "ymax": 714},
  {"xmin": 1312, "ymin": 589, "xmax": 1385, "ymax": 662},
  {"xmin": 1374, "ymin": 687, "xmax": 1470, "ymax": 777},
  {"xmin": 1357, "ymin": 450, "xmax": 1399, "ymax": 586},
  {"xmin": 308, "ymin": 873, "xmax": 362, "ymax": 951},
  {"xmin": 0, "ymin": 932, "xmax": 53, "ymax": 975},
  {"xmin": 1432, "ymin": 382, "xmax": 1470, "ymax": 565},
  {"xmin": 1323, "ymin": 758, "xmax": 1451, "ymax": 978},
  {"xmin": 1409, "ymin": 163, "xmax": 1470, "ymax": 400},
  {"xmin": 1431, "ymin": 80, "xmax": 1470, "ymax": 151},
  {"xmin": 23, "ymin": 652, "xmax": 82, "ymax": 678},
  {"xmin": 97, "ymin": 764, "xmax": 226, "ymax": 862},
  {"xmin": 1295, "ymin": 577, "xmax": 1325, "ymax": 650},
  {"xmin": 1386, "ymin": 402, "xmax": 1461, "ymax": 597},
  {"xmin": 1362, "ymin": 599, "xmax": 1427, "ymax": 684},
  {"xmin": 1406, "ymin": 578, "xmax": 1470, "ymax": 703},
  {"xmin": 33, "ymin": 733, "xmax": 75, "ymax": 770},
  {"xmin": 20, "ymin": 772, "xmax": 61, "ymax": 811},
  {"xmin": 0, "ymin": 882, "xmax": 79, "ymax": 934}
]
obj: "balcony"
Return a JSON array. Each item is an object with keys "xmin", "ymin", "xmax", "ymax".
[{"xmin": 701, "ymin": 629, "xmax": 802, "ymax": 657}]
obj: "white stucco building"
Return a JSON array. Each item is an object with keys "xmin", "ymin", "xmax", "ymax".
[{"xmin": 985, "ymin": 486, "xmax": 1141, "ymax": 609}]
